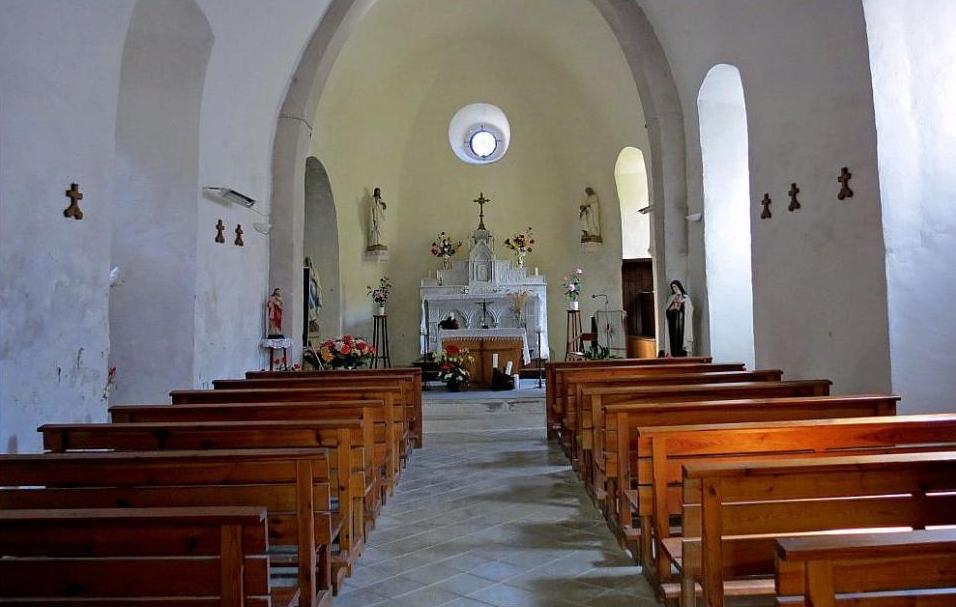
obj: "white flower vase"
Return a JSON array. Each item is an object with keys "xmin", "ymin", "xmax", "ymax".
[
  {"xmin": 377, "ymin": 305, "xmax": 386, "ymax": 316},
  {"xmin": 569, "ymin": 300, "xmax": 579, "ymax": 311},
  {"xmin": 516, "ymin": 251, "xmax": 527, "ymax": 269}
]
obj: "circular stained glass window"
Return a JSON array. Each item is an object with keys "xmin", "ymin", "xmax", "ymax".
[
  {"xmin": 449, "ymin": 103, "xmax": 510, "ymax": 165},
  {"xmin": 469, "ymin": 129, "xmax": 498, "ymax": 158}
]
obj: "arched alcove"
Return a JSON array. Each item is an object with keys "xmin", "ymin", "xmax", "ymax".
[
  {"xmin": 109, "ymin": 0, "xmax": 212, "ymax": 402},
  {"xmin": 304, "ymin": 156, "xmax": 342, "ymax": 340},
  {"xmin": 697, "ymin": 64, "xmax": 755, "ymax": 366},
  {"xmin": 615, "ymin": 147, "xmax": 651, "ymax": 259}
]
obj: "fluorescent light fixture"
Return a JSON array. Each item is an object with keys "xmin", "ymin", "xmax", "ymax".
[{"xmin": 203, "ymin": 187, "xmax": 256, "ymax": 208}]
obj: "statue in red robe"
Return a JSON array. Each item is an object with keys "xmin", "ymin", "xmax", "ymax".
[{"xmin": 267, "ymin": 288, "xmax": 284, "ymax": 338}]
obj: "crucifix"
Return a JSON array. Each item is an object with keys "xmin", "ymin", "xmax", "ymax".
[
  {"xmin": 837, "ymin": 167, "xmax": 854, "ymax": 200},
  {"xmin": 760, "ymin": 193, "xmax": 772, "ymax": 220},
  {"xmin": 475, "ymin": 300, "xmax": 494, "ymax": 329},
  {"xmin": 234, "ymin": 224, "xmax": 244, "ymax": 246},
  {"xmin": 474, "ymin": 192, "xmax": 491, "ymax": 230},
  {"xmin": 63, "ymin": 183, "xmax": 84, "ymax": 220},
  {"xmin": 788, "ymin": 182, "xmax": 801, "ymax": 212},
  {"xmin": 215, "ymin": 219, "xmax": 226, "ymax": 243}
]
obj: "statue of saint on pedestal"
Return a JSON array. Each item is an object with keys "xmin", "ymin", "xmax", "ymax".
[
  {"xmin": 367, "ymin": 187, "xmax": 388, "ymax": 251},
  {"xmin": 665, "ymin": 280, "xmax": 694, "ymax": 357},
  {"xmin": 579, "ymin": 186, "xmax": 603, "ymax": 243},
  {"xmin": 266, "ymin": 288, "xmax": 284, "ymax": 338}
]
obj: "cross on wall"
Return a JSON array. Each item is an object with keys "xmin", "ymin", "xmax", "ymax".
[{"xmin": 63, "ymin": 183, "xmax": 84, "ymax": 220}]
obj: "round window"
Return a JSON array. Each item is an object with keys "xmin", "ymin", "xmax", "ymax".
[
  {"xmin": 449, "ymin": 103, "xmax": 510, "ymax": 165},
  {"xmin": 469, "ymin": 129, "xmax": 498, "ymax": 158}
]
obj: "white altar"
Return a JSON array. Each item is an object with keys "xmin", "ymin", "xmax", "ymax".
[
  {"xmin": 420, "ymin": 224, "xmax": 549, "ymax": 360},
  {"xmin": 439, "ymin": 329, "xmax": 531, "ymax": 364}
]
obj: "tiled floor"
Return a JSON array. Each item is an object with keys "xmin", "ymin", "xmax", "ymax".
[{"xmin": 336, "ymin": 397, "xmax": 657, "ymax": 606}]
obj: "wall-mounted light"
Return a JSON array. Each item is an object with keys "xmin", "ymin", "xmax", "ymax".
[
  {"xmin": 203, "ymin": 187, "xmax": 256, "ymax": 208},
  {"xmin": 637, "ymin": 204, "xmax": 655, "ymax": 215},
  {"xmin": 686, "ymin": 212, "xmax": 703, "ymax": 223}
]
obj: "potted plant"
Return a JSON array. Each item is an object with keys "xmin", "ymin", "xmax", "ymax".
[
  {"xmin": 504, "ymin": 227, "xmax": 535, "ymax": 269},
  {"xmin": 367, "ymin": 276, "xmax": 392, "ymax": 315},
  {"xmin": 436, "ymin": 344, "xmax": 474, "ymax": 391},
  {"xmin": 562, "ymin": 268, "xmax": 584, "ymax": 310},
  {"xmin": 317, "ymin": 335, "xmax": 376, "ymax": 369},
  {"xmin": 431, "ymin": 231, "xmax": 463, "ymax": 270}
]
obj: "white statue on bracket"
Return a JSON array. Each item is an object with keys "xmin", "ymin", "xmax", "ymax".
[
  {"xmin": 366, "ymin": 186, "xmax": 388, "ymax": 261},
  {"xmin": 579, "ymin": 186, "xmax": 603, "ymax": 248}
]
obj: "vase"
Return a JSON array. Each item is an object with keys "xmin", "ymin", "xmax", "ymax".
[
  {"xmin": 377, "ymin": 305, "xmax": 386, "ymax": 316},
  {"xmin": 441, "ymin": 255, "xmax": 452, "ymax": 270},
  {"xmin": 516, "ymin": 251, "xmax": 527, "ymax": 269},
  {"xmin": 569, "ymin": 300, "xmax": 579, "ymax": 311}
]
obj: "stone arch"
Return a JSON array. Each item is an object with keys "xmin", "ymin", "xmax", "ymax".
[
  {"xmin": 304, "ymin": 156, "xmax": 342, "ymax": 340},
  {"xmin": 697, "ymin": 63, "xmax": 755, "ymax": 366},
  {"xmin": 268, "ymin": 0, "xmax": 686, "ymax": 360},
  {"xmin": 109, "ymin": 0, "xmax": 213, "ymax": 402}
]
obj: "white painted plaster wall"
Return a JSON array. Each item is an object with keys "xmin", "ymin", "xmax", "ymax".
[
  {"xmin": 864, "ymin": 0, "xmax": 956, "ymax": 413},
  {"xmin": 310, "ymin": 0, "xmax": 649, "ymax": 364},
  {"xmin": 0, "ymin": 1, "xmax": 134, "ymax": 452},
  {"xmin": 698, "ymin": 65, "xmax": 756, "ymax": 368},
  {"xmin": 110, "ymin": 0, "xmax": 211, "ymax": 404},
  {"xmin": 637, "ymin": 0, "xmax": 891, "ymax": 392}
]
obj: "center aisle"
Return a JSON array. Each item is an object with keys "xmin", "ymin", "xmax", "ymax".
[{"xmin": 335, "ymin": 396, "xmax": 657, "ymax": 607}]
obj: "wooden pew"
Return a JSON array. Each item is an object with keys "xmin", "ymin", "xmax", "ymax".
[
  {"xmin": 551, "ymin": 363, "xmax": 747, "ymax": 455},
  {"xmin": 775, "ymin": 529, "xmax": 956, "ymax": 607},
  {"xmin": 39, "ymin": 419, "xmax": 367, "ymax": 569},
  {"xmin": 170, "ymin": 386, "xmax": 405, "ymax": 484},
  {"xmin": 597, "ymin": 392, "xmax": 881, "ymax": 559},
  {"xmin": 545, "ymin": 357, "xmax": 713, "ymax": 439},
  {"xmin": 589, "ymin": 379, "xmax": 833, "ymax": 496},
  {"xmin": 242, "ymin": 368, "xmax": 424, "ymax": 448},
  {"xmin": 675, "ymin": 451, "xmax": 956, "ymax": 607},
  {"xmin": 0, "ymin": 448, "xmax": 337, "ymax": 606},
  {"xmin": 639, "ymin": 408, "xmax": 956, "ymax": 585},
  {"xmin": 564, "ymin": 369, "xmax": 783, "ymax": 469},
  {"xmin": 110, "ymin": 400, "xmax": 387, "ymax": 511},
  {"xmin": 0, "ymin": 506, "xmax": 288, "ymax": 607}
]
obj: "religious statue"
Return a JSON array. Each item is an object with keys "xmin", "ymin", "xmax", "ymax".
[
  {"xmin": 579, "ymin": 186, "xmax": 603, "ymax": 243},
  {"xmin": 665, "ymin": 280, "xmax": 694, "ymax": 357},
  {"xmin": 305, "ymin": 257, "xmax": 322, "ymax": 336},
  {"xmin": 367, "ymin": 187, "xmax": 387, "ymax": 251},
  {"xmin": 266, "ymin": 288, "xmax": 284, "ymax": 338}
]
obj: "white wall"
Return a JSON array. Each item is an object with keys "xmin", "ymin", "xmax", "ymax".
[
  {"xmin": 615, "ymin": 147, "xmax": 652, "ymax": 260},
  {"xmin": 0, "ymin": 1, "xmax": 134, "ymax": 452},
  {"xmin": 310, "ymin": 0, "xmax": 649, "ymax": 364},
  {"xmin": 638, "ymin": 0, "xmax": 891, "ymax": 392},
  {"xmin": 698, "ymin": 64, "xmax": 755, "ymax": 368},
  {"xmin": 110, "ymin": 0, "xmax": 212, "ymax": 404},
  {"xmin": 864, "ymin": 0, "xmax": 956, "ymax": 413}
]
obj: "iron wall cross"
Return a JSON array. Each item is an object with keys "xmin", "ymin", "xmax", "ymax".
[
  {"xmin": 760, "ymin": 193, "xmax": 772, "ymax": 219},
  {"xmin": 788, "ymin": 183, "xmax": 801, "ymax": 212},
  {"xmin": 63, "ymin": 183, "xmax": 84, "ymax": 220},
  {"xmin": 837, "ymin": 167, "xmax": 854, "ymax": 200}
]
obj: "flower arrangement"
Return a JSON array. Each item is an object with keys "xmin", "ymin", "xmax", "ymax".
[
  {"xmin": 504, "ymin": 227, "xmax": 535, "ymax": 254},
  {"xmin": 561, "ymin": 268, "xmax": 584, "ymax": 301},
  {"xmin": 366, "ymin": 276, "xmax": 392, "ymax": 305},
  {"xmin": 436, "ymin": 344, "xmax": 474, "ymax": 390},
  {"xmin": 318, "ymin": 335, "xmax": 376, "ymax": 369},
  {"xmin": 430, "ymin": 231, "xmax": 463, "ymax": 258},
  {"xmin": 584, "ymin": 343, "xmax": 614, "ymax": 360}
]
